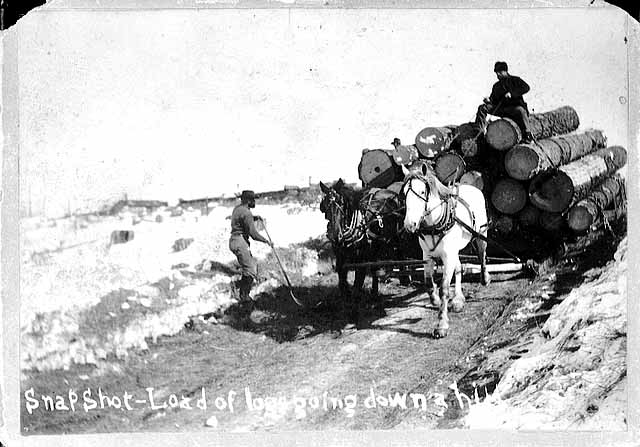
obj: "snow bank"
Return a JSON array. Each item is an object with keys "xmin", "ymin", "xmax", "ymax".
[
  {"xmin": 20, "ymin": 203, "xmax": 326, "ymax": 327},
  {"xmin": 21, "ymin": 203, "xmax": 327, "ymax": 371},
  {"xmin": 21, "ymin": 276, "xmax": 235, "ymax": 371},
  {"xmin": 464, "ymin": 237, "xmax": 627, "ymax": 430}
]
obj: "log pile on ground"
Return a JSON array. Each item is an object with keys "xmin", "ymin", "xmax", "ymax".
[{"xmin": 355, "ymin": 104, "xmax": 626, "ymax": 255}]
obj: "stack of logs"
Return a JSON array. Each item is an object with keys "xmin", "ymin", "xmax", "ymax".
[{"xmin": 357, "ymin": 105, "xmax": 627, "ymax": 243}]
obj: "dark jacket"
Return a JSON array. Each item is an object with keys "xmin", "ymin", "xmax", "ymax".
[
  {"xmin": 489, "ymin": 75, "xmax": 530, "ymax": 111},
  {"xmin": 230, "ymin": 204, "xmax": 268, "ymax": 244}
]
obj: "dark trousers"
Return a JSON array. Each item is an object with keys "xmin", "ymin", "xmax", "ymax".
[
  {"xmin": 229, "ymin": 235, "xmax": 258, "ymax": 280},
  {"xmin": 229, "ymin": 235, "xmax": 258, "ymax": 302},
  {"xmin": 475, "ymin": 103, "xmax": 531, "ymax": 134}
]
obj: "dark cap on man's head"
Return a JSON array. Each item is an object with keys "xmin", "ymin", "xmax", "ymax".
[
  {"xmin": 241, "ymin": 190, "xmax": 256, "ymax": 202},
  {"xmin": 494, "ymin": 61, "xmax": 508, "ymax": 72}
]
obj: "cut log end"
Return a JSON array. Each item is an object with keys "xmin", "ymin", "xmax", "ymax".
[
  {"xmin": 391, "ymin": 145, "xmax": 420, "ymax": 166},
  {"xmin": 566, "ymin": 174, "xmax": 626, "ymax": 233},
  {"xmin": 453, "ymin": 122, "xmax": 481, "ymax": 158},
  {"xmin": 358, "ymin": 149, "xmax": 401, "ymax": 188},
  {"xmin": 434, "ymin": 153, "xmax": 465, "ymax": 184},
  {"xmin": 529, "ymin": 171, "xmax": 574, "ymax": 213},
  {"xmin": 566, "ymin": 206, "xmax": 595, "ymax": 233},
  {"xmin": 493, "ymin": 215, "xmax": 515, "ymax": 235},
  {"xmin": 486, "ymin": 118, "xmax": 522, "ymax": 151},
  {"xmin": 460, "ymin": 139, "xmax": 479, "ymax": 158},
  {"xmin": 517, "ymin": 204, "xmax": 541, "ymax": 228},
  {"xmin": 414, "ymin": 127, "xmax": 453, "ymax": 159},
  {"xmin": 491, "ymin": 178, "xmax": 527, "ymax": 215},
  {"xmin": 504, "ymin": 145, "xmax": 542, "ymax": 181}
]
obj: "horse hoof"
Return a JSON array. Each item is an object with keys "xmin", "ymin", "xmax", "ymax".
[
  {"xmin": 482, "ymin": 275, "xmax": 491, "ymax": 286},
  {"xmin": 433, "ymin": 327, "xmax": 448, "ymax": 338},
  {"xmin": 450, "ymin": 301, "xmax": 465, "ymax": 313},
  {"xmin": 430, "ymin": 296, "xmax": 441, "ymax": 308}
]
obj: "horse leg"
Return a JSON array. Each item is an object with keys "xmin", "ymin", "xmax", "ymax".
[
  {"xmin": 423, "ymin": 250, "xmax": 440, "ymax": 307},
  {"xmin": 371, "ymin": 269, "xmax": 388, "ymax": 313},
  {"xmin": 434, "ymin": 254, "xmax": 455, "ymax": 338},
  {"xmin": 476, "ymin": 235, "xmax": 491, "ymax": 286},
  {"xmin": 350, "ymin": 268, "xmax": 366, "ymax": 324},
  {"xmin": 336, "ymin": 252, "xmax": 349, "ymax": 297},
  {"xmin": 372, "ymin": 272, "xmax": 379, "ymax": 297},
  {"xmin": 338, "ymin": 269, "xmax": 349, "ymax": 297},
  {"xmin": 450, "ymin": 257, "xmax": 465, "ymax": 313},
  {"xmin": 354, "ymin": 268, "xmax": 366, "ymax": 293},
  {"xmin": 429, "ymin": 272, "xmax": 440, "ymax": 307}
]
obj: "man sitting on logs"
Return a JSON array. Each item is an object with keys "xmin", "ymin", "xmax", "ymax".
[
  {"xmin": 475, "ymin": 61, "xmax": 534, "ymax": 143},
  {"xmin": 225, "ymin": 189, "xmax": 272, "ymax": 325}
]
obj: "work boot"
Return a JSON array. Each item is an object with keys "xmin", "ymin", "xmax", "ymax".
[
  {"xmin": 221, "ymin": 276, "xmax": 255, "ymax": 327},
  {"xmin": 238, "ymin": 275, "xmax": 254, "ymax": 302},
  {"xmin": 238, "ymin": 276, "xmax": 256, "ymax": 325}
]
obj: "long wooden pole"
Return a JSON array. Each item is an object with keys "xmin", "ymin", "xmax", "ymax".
[
  {"xmin": 347, "ymin": 262, "xmax": 527, "ymax": 275},
  {"xmin": 342, "ymin": 255, "xmax": 520, "ymax": 270},
  {"xmin": 262, "ymin": 223, "xmax": 304, "ymax": 307}
]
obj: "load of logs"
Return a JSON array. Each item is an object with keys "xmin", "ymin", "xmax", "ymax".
[{"xmin": 357, "ymin": 105, "xmax": 627, "ymax": 250}]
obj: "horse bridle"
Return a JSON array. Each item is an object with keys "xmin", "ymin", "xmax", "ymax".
[
  {"xmin": 322, "ymin": 189, "xmax": 345, "ymax": 241},
  {"xmin": 403, "ymin": 174, "xmax": 446, "ymax": 222},
  {"xmin": 321, "ymin": 188, "xmax": 366, "ymax": 247}
]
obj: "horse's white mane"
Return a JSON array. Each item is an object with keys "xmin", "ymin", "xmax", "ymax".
[
  {"xmin": 406, "ymin": 163, "xmax": 456, "ymax": 199},
  {"xmin": 425, "ymin": 171, "xmax": 456, "ymax": 199}
]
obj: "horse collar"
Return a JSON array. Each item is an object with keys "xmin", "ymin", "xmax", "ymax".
[{"xmin": 419, "ymin": 196, "xmax": 457, "ymax": 235}]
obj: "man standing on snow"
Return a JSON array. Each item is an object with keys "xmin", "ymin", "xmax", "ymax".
[
  {"xmin": 475, "ymin": 61, "xmax": 534, "ymax": 143},
  {"xmin": 226, "ymin": 189, "xmax": 272, "ymax": 324}
]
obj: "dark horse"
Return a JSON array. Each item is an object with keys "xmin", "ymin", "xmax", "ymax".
[{"xmin": 319, "ymin": 179, "xmax": 408, "ymax": 322}]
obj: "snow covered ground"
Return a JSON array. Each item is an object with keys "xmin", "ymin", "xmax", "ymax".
[
  {"xmin": 21, "ymin": 203, "xmax": 326, "ymax": 324},
  {"xmin": 464, "ymin": 237, "xmax": 627, "ymax": 430},
  {"xmin": 20, "ymin": 202, "xmax": 327, "ymax": 370}
]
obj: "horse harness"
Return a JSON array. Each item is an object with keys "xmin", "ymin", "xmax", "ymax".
[
  {"xmin": 323, "ymin": 187, "xmax": 403, "ymax": 249},
  {"xmin": 405, "ymin": 176, "xmax": 477, "ymax": 251},
  {"xmin": 362, "ymin": 188, "xmax": 405, "ymax": 235}
]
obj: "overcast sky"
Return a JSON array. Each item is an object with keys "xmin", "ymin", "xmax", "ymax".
[{"xmin": 13, "ymin": 7, "xmax": 631, "ymax": 216}]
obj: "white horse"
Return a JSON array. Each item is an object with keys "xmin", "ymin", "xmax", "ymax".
[{"xmin": 403, "ymin": 162, "xmax": 491, "ymax": 338}]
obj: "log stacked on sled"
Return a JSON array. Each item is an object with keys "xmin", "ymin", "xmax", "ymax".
[
  {"xmin": 358, "ymin": 149, "xmax": 405, "ymax": 188},
  {"xmin": 565, "ymin": 174, "xmax": 626, "ymax": 233},
  {"xmin": 356, "ymin": 104, "xmax": 626, "ymax": 251},
  {"xmin": 358, "ymin": 126, "xmax": 459, "ymax": 189},
  {"xmin": 417, "ymin": 107, "xmax": 624, "ymax": 243},
  {"xmin": 485, "ymin": 106, "xmax": 580, "ymax": 151},
  {"xmin": 528, "ymin": 145, "xmax": 627, "ymax": 213},
  {"xmin": 358, "ymin": 125, "xmax": 470, "ymax": 189},
  {"xmin": 504, "ymin": 129, "xmax": 607, "ymax": 180},
  {"xmin": 471, "ymin": 106, "xmax": 627, "ymax": 239}
]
